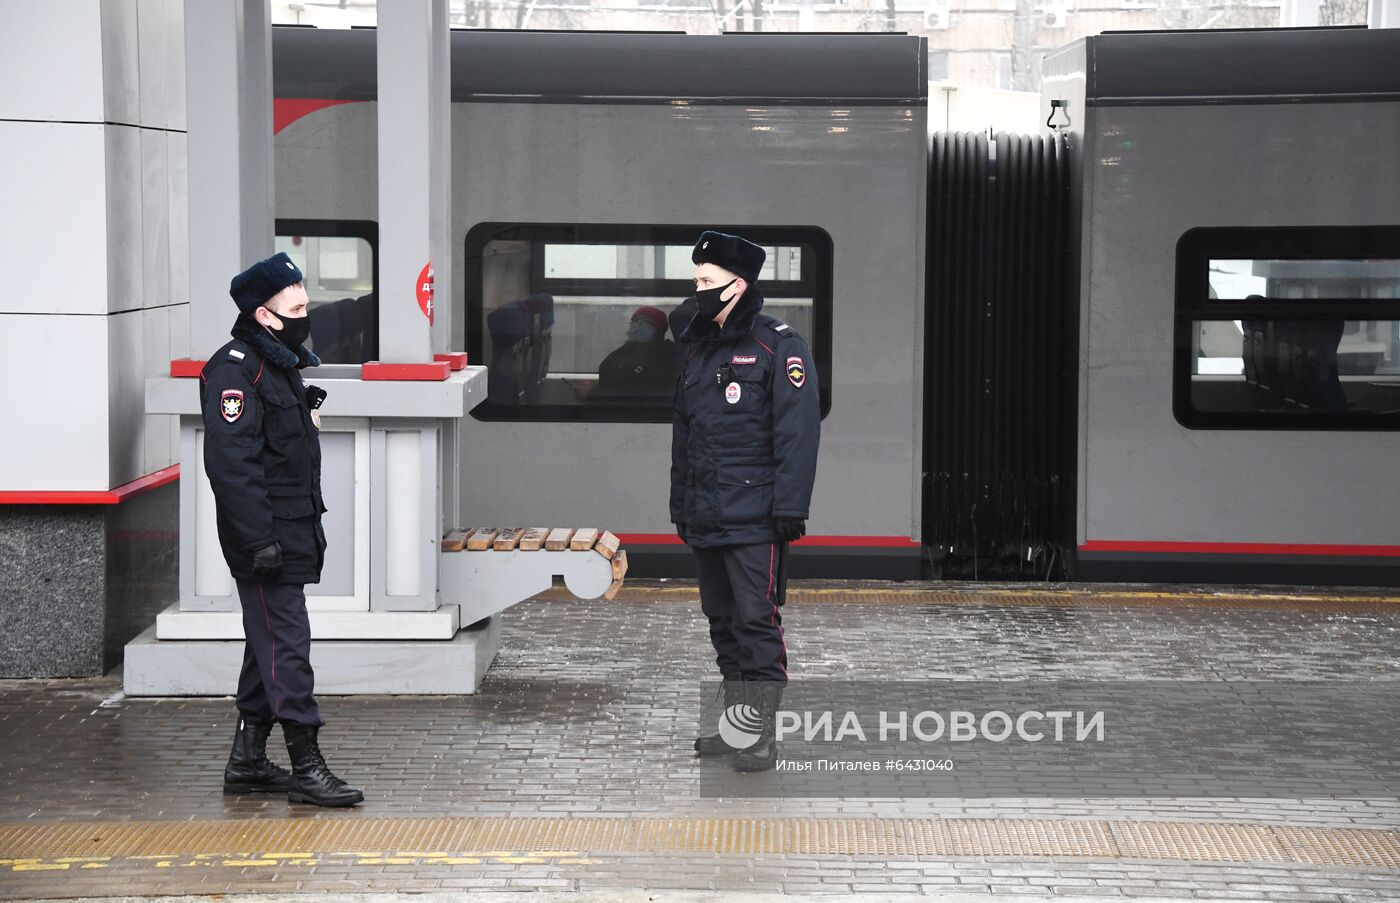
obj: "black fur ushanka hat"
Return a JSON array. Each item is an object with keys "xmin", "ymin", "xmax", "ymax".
[
  {"xmin": 229, "ymin": 252, "xmax": 304, "ymax": 313},
  {"xmin": 691, "ymin": 231, "xmax": 766, "ymax": 283}
]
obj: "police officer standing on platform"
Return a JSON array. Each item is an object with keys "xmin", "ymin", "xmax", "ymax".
[
  {"xmin": 671, "ymin": 231, "xmax": 820, "ymax": 772},
  {"xmin": 200, "ymin": 252, "xmax": 363, "ymax": 807}
]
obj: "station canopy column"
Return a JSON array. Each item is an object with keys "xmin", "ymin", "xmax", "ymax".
[
  {"xmin": 377, "ymin": 0, "xmax": 453, "ymax": 362},
  {"xmin": 184, "ymin": 0, "xmax": 274, "ymax": 357}
]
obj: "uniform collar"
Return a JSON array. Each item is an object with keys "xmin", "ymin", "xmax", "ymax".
[
  {"xmin": 231, "ymin": 313, "xmax": 321, "ymax": 370},
  {"xmin": 679, "ymin": 286, "xmax": 765, "ymax": 345}
]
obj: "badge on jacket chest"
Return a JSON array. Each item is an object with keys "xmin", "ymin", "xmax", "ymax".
[
  {"xmin": 220, "ymin": 389, "xmax": 245, "ymax": 423},
  {"xmin": 725, "ymin": 382, "xmax": 742, "ymax": 404}
]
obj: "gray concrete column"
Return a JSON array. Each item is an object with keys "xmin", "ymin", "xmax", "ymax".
[
  {"xmin": 376, "ymin": 0, "xmax": 453, "ymax": 362},
  {"xmin": 184, "ymin": 0, "xmax": 274, "ymax": 357},
  {"xmin": 1371, "ymin": 0, "xmax": 1400, "ymax": 27}
]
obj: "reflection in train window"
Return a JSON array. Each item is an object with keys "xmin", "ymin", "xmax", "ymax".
[
  {"xmin": 274, "ymin": 219, "xmax": 378, "ymax": 365},
  {"xmin": 1208, "ymin": 258, "xmax": 1400, "ymax": 302},
  {"xmin": 1189, "ymin": 319, "xmax": 1400, "ymax": 416},
  {"xmin": 464, "ymin": 223, "xmax": 833, "ymax": 423},
  {"xmin": 1175, "ymin": 226, "xmax": 1400, "ymax": 429}
]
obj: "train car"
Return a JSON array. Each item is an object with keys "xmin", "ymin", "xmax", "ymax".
[
  {"xmin": 1042, "ymin": 27, "xmax": 1400, "ymax": 585},
  {"xmin": 271, "ymin": 28, "xmax": 930, "ymax": 578},
  {"xmin": 268, "ymin": 24, "xmax": 1400, "ymax": 585}
]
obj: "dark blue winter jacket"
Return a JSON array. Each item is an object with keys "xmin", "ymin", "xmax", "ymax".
[
  {"xmin": 199, "ymin": 315, "xmax": 326, "ymax": 584},
  {"xmin": 670, "ymin": 287, "xmax": 820, "ymax": 547}
]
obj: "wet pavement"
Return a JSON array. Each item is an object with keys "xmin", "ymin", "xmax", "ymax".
[{"xmin": 2, "ymin": 582, "xmax": 1399, "ymax": 900}]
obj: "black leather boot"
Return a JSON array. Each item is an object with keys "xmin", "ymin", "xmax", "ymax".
[
  {"xmin": 283, "ymin": 723, "xmax": 365, "ymax": 807},
  {"xmin": 694, "ymin": 675, "xmax": 746, "ymax": 756},
  {"xmin": 733, "ymin": 681, "xmax": 784, "ymax": 772},
  {"xmin": 223, "ymin": 714, "xmax": 292, "ymax": 794}
]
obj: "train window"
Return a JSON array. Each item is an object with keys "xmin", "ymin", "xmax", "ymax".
[
  {"xmin": 1175, "ymin": 226, "xmax": 1400, "ymax": 429},
  {"xmin": 275, "ymin": 219, "xmax": 378, "ymax": 364},
  {"xmin": 1208, "ymin": 258, "xmax": 1400, "ymax": 302},
  {"xmin": 464, "ymin": 223, "xmax": 833, "ymax": 423}
]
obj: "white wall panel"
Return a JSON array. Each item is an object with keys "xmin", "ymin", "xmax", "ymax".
[
  {"xmin": 0, "ymin": 315, "xmax": 110, "ymax": 492},
  {"xmin": 104, "ymin": 123, "xmax": 144, "ymax": 313},
  {"xmin": 136, "ymin": 0, "xmax": 170, "ymax": 130},
  {"xmin": 163, "ymin": 0, "xmax": 187, "ymax": 131},
  {"xmin": 0, "ymin": 0, "xmax": 104, "ymax": 122},
  {"xmin": 0, "ymin": 121, "xmax": 108, "ymax": 315},
  {"xmin": 141, "ymin": 128, "xmax": 170, "ymax": 310},
  {"xmin": 169, "ymin": 303, "xmax": 190, "ymax": 462},
  {"xmin": 100, "ymin": 0, "xmax": 141, "ymax": 127},
  {"xmin": 141, "ymin": 307, "xmax": 176, "ymax": 475},
  {"xmin": 167, "ymin": 131, "xmax": 189, "ymax": 304},
  {"xmin": 107, "ymin": 308, "xmax": 147, "ymax": 486}
]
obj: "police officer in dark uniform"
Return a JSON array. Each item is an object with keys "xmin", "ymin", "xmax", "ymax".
[
  {"xmin": 201, "ymin": 252, "xmax": 363, "ymax": 807},
  {"xmin": 671, "ymin": 231, "xmax": 820, "ymax": 772}
]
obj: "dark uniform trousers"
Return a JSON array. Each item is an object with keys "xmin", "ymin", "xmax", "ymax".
[
  {"xmin": 693, "ymin": 542, "xmax": 788, "ymax": 682},
  {"xmin": 234, "ymin": 579, "xmax": 323, "ymax": 727}
]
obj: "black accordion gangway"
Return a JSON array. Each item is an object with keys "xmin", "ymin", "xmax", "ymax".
[{"xmin": 924, "ymin": 130, "xmax": 1075, "ymax": 579}]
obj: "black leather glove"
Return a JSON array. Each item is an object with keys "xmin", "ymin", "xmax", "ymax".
[
  {"xmin": 774, "ymin": 517, "xmax": 806, "ymax": 543},
  {"xmin": 251, "ymin": 541, "xmax": 284, "ymax": 579},
  {"xmin": 675, "ymin": 523, "xmax": 688, "ymax": 544}
]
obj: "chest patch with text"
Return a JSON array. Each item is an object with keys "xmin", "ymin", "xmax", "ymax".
[{"xmin": 731, "ymin": 354, "xmax": 758, "ymax": 366}]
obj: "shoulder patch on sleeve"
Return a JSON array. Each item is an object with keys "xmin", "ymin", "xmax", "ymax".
[
  {"xmin": 219, "ymin": 388, "xmax": 245, "ymax": 423},
  {"xmin": 785, "ymin": 355, "xmax": 806, "ymax": 388}
]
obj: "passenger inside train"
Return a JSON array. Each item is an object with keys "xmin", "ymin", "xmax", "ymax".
[{"xmin": 587, "ymin": 305, "xmax": 678, "ymax": 402}]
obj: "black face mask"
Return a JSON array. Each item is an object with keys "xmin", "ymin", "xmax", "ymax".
[
  {"xmin": 695, "ymin": 279, "xmax": 739, "ymax": 321},
  {"xmin": 268, "ymin": 311, "xmax": 311, "ymax": 350}
]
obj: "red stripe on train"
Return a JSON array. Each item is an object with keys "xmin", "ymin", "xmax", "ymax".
[
  {"xmin": 274, "ymin": 98, "xmax": 356, "ymax": 135},
  {"xmin": 1079, "ymin": 540, "xmax": 1400, "ymax": 558},
  {"xmin": 618, "ymin": 533, "xmax": 920, "ymax": 548}
]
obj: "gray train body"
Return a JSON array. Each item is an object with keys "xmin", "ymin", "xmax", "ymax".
[
  {"xmin": 1044, "ymin": 29, "xmax": 1400, "ymax": 584},
  {"xmin": 269, "ymin": 26, "xmax": 1400, "ymax": 583},
  {"xmin": 273, "ymin": 31, "xmax": 928, "ymax": 577}
]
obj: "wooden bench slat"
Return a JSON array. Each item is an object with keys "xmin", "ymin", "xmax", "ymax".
[
  {"xmin": 595, "ymin": 530, "xmax": 621, "ymax": 561},
  {"xmin": 467, "ymin": 528, "xmax": 499, "ymax": 551},
  {"xmin": 570, "ymin": 527, "xmax": 600, "ymax": 551},
  {"xmin": 518, "ymin": 528, "xmax": 549, "ymax": 551},
  {"xmin": 441, "ymin": 530, "xmax": 469, "ymax": 552},
  {"xmin": 493, "ymin": 528, "xmax": 525, "ymax": 551},
  {"xmin": 604, "ymin": 549, "xmax": 628, "ymax": 601},
  {"xmin": 544, "ymin": 527, "xmax": 574, "ymax": 551}
]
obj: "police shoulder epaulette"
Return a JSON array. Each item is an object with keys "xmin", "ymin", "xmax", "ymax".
[{"xmin": 220, "ymin": 341, "xmax": 265, "ymax": 382}]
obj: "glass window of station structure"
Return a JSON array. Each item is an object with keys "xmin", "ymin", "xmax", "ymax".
[{"xmin": 275, "ymin": 220, "xmax": 379, "ymax": 365}]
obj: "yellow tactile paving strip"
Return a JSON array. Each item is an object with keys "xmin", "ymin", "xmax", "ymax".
[
  {"xmin": 550, "ymin": 583, "xmax": 1400, "ymax": 609},
  {"xmin": 2, "ymin": 817, "xmax": 1399, "ymax": 872}
]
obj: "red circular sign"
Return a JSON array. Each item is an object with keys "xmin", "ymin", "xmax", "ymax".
[{"xmin": 416, "ymin": 261, "xmax": 435, "ymax": 325}]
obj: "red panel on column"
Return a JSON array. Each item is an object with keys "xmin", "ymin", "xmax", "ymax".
[
  {"xmin": 361, "ymin": 361, "xmax": 452, "ymax": 381},
  {"xmin": 170, "ymin": 359, "xmax": 206, "ymax": 377},
  {"xmin": 434, "ymin": 352, "xmax": 469, "ymax": 370}
]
